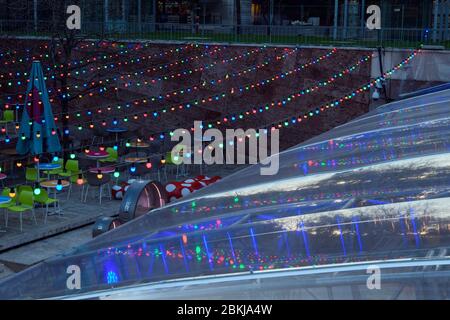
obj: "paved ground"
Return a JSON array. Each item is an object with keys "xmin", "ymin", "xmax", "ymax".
[
  {"xmin": 0, "ymin": 186, "xmax": 120, "ymax": 252},
  {"xmin": 0, "ymin": 224, "xmax": 93, "ymax": 266}
]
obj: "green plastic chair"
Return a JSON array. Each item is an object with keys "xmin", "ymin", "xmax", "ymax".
[
  {"xmin": 25, "ymin": 167, "xmax": 43, "ymax": 183},
  {"xmin": 43, "ymin": 158, "xmax": 64, "ymax": 176},
  {"xmin": 1, "ymin": 187, "xmax": 14, "ymax": 201},
  {"xmin": 165, "ymin": 152, "xmax": 174, "ymax": 165},
  {"xmin": 7, "ymin": 191, "xmax": 37, "ymax": 232},
  {"xmin": 59, "ymin": 160, "xmax": 80, "ymax": 181},
  {"xmin": 18, "ymin": 185, "xmax": 33, "ymax": 196},
  {"xmin": 34, "ymin": 188, "xmax": 58, "ymax": 224},
  {"xmin": 0, "ymin": 188, "xmax": 15, "ymax": 226},
  {"xmin": 0, "ymin": 110, "xmax": 15, "ymax": 134},
  {"xmin": 163, "ymin": 152, "xmax": 185, "ymax": 180},
  {"xmin": 0, "ymin": 110, "xmax": 14, "ymax": 123},
  {"xmin": 100, "ymin": 148, "xmax": 118, "ymax": 163}
]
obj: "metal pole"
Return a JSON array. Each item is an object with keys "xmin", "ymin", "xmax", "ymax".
[
  {"xmin": 269, "ymin": 0, "xmax": 274, "ymax": 38},
  {"xmin": 33, "ymin": 0, "xmax": 37, "ymax": 32},
  {"xmin": 360, "ymin": 0, "xmax": 366, "ymax": 33},
  {"xmin": 433, "ymin": 0, "xmax": 439, "ymax": 42},
  {"xmin": 153, "ymin": 0, "xmax": 157, "ymax": 32},
  {"xmin": 122, "ymin": 0, "xmax": 127, "ymax": 33},
  {"xmin": 333, "ymin": 0, "xmax": 339, "ymax": 40},
  {"xmin": 439, "ymin": 0, "xmax": 444, "ymax": 41},
  {"xmin": 203, "ymin": 4, "xmax": 206, "ymax": 25},
  {"xmin": 343, "ymin": 0, "xmax": 348, "ymax": 39},
  {"xmin": 104, "ymin": 0, "xmax": 109, "ymax": 32},
  {"xmin": 444, "ymin": 0, "xmax": 449, "ymax": 42},
  {"xmin": 269, "ymin": 0, "xmax": 274, "ymax": 26},
  {"xmin": 377, "ymin": 46, "xmax": 389, "ymax": 102},
  {"xmin": 122, "ymin": 0, "xmax": 126, "ymax": 21},
  {"xmin": 138, "ymin": 0, "xmax": 142, "ymax": 33}
]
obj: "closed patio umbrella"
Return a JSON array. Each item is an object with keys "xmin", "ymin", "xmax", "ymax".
[{"xmin": 16, "ymin": 61, "xmax": 61, "ymax": 156}]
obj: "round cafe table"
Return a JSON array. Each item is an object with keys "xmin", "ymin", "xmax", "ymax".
[
  {"xmin": 0, "ymin": 195, "xmax": 11, "ymax": 232},
  {"xmin": 130, "ymin": 141, "xmax": 150, "ymax": 148},
  {"xmin": 124, "ymin": 157, "xmax": 147, "ymax": 163},
  {"xmin": 0, "ymin": 196, "xmax": 11, "ymax": 205},
  {"xmin": 130, "ymin": 140, "xmax": 151, "ymax": 157},
  {"xmin": 84, "ymin": 150, "xmax": 109, "ymax": 168},
  {"xmin": 107, "ymin": 127, "xmax": 128, "ymax": 142},
  {"xmin": 40, "ymin": 180, "xmax": 70, "ymax": 216},
  {"xmin": 89, "ymin": 166, "xmax": 115, "ymax": 174},
  {"xmin": 36, "ymin": 163, "xmax": 62, "ymax": 180}
]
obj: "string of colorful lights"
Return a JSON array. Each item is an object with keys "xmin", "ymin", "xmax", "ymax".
[
  {"xmin": 0, "ymin": 44, "xmax": 223, "ymax": 87},
  {"xmin": 0, "ymin": 48, "xmax": 418, "ymax": 188},
  {"xmin": 44, "ymin": 46, "xmax": 295, "ymax": 103},
  {"xmin": 109, "ymin": 49, "xmax": 418, "ymax": 147},
  {"xmin": 0, "ymin": 45, "xmax": 268, "ymax": 109},
  {"xmin": 1, "ymin": 47, "xmax": 285, "ymax": 124},
  {"xmin": 0, "ymin": 49, "xmax": 367, "ymax": 143},
  {"xmin": 38, "ymin": 48, "xmax": 335, "ymax": 128},
  {"xmin": 2, "ymin": 49, "xmax": 416, "ymax": 176},
  {"xmin": 1, "ymin": 47, "xmax": 302, "ymax": 124},
  {"xmin": 0, "ymin": 51, "xmax": 420, "ymax": 200},
  {"xmin": 0, "ymin": 42, "xmax": 196, "ymax": 78}
]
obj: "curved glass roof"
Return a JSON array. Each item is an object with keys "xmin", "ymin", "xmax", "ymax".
[{"xmin": 1, "ymin": 89, "xmax": 450, "ymax": 299}]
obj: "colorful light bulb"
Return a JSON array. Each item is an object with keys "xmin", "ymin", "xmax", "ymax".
[
  {"xmin": 56, "ymin": 179, "xmax": 63, "ymax": 191},
  {"xmin": 33, "ymin": 185, "xmax": 41, "ymax": 195}
]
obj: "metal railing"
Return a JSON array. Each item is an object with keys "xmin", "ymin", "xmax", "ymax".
[{"xmin": 1, "ymin": 20, "xmax": 449, "ymax": 49}]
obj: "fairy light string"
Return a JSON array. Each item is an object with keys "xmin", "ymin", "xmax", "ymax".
[
  {"xmin": 0, "ymin": 44, "xmax": 259, "ymax": 89},
  {"xmin": 0, "ymin": 49, "xmax": 418, "ymax": 175},
  {"xmin": 1, "ymin": 47, "xmax": 304, "ymax": 124},
  {"xmin": 44, "ymin": 48, "xmax": 337, "ymax": 128},
  {"xmin": 0, "ymin": 45, "xmax": 268, "ymax": 109},
  {"xmin": 0, "ymin": 42, "xmax": 196, "ymax": 81}
]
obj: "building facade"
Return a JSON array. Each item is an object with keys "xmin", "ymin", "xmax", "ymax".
[{"xmin": 0, "ymin": 0, "xmax": 448, "ymax": 37}]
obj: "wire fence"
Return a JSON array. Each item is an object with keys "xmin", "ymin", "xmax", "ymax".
[{"xmin": 1, "ymin": 20, "xmax": 449, "ymax": 49}]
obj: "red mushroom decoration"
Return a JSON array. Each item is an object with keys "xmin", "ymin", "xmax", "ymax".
[
  {"xmin": 165, "ymin": 182, "xmax": 182, "ymax": 202},
  {"xmin": 184, "ymin": 178, "xmax": 203, "ymax": 191},
  {"xmin": 210, "ymin": 176, "xmax": 222, "ymax": 183}
]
